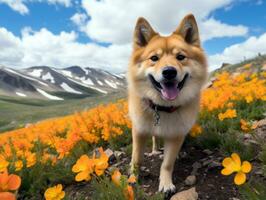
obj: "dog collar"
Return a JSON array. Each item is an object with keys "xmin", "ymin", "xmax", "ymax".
[{"xmin": 144, "ymin": 99, "xmax": 179, "ymax": 113}]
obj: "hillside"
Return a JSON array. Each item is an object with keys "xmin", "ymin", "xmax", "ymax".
[{"xmin": 0, "ymin": 65, "xmax": 126, "ymax": 132}]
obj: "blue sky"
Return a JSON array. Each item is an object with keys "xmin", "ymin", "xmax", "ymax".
[{"xmin": 0, "ymin": 0, "xmax": 266, "ymax": 72}]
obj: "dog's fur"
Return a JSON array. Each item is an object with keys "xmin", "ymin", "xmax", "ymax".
[{"xmin": 127, "ymin": 14, "xmax": 208, "ymax": 193}]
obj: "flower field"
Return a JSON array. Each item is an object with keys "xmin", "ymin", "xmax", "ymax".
[{"xmin": 0, "ymin": 62, "xmax": 266, "ymax": 199}]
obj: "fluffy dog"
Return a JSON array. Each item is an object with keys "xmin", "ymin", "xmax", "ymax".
[{"xmin": 127, "ymin": 14, "xmax": 208, "ymax": 193}]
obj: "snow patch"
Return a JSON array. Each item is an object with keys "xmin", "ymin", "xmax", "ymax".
[
  {"xmin": 67, "ymin": 78, "xmax": 107, "ymax": 94},
  {"xmin": 42, "ymin": 72, "xmax": 55, "ymax": 83},
  {"xmin": 97, "ymin": 80, "xmax": 103, "ymax": 85},
  {"xmin": 60, "ymin": 70, "xmax": 73, "ymax": 77},
  {"xmin": 60, "ymin": 82, "xmax": 82, "ymax": 94},
  {"xmin": 28, "ymin": 69, "xmax": 43, "ymax": 77},
  {"xmin": 36, "ymin": 88, "xmax": 63, "ymax": 100},
  {"xmin": 5, "ymin": 68, "xmax": 48, "ymax": 86},
  {"xmin": 16, "ymin": 92, "xmax": 27, "ymax": 97},
  {"xmin": 105, "ymin": 80, "xmax": 117, "ymax": 89},
  {"xmin": 80, "ymin": 77, "xmax": 94, "ymax": 85}
]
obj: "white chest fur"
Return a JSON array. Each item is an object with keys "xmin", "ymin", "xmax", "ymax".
[{"xmin": 129, "ymin": 98, "xmax": 199, "ymax": 138}]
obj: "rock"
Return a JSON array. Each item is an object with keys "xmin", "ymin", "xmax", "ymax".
[
  {"xmin": 114, "ymin": 150, "xmax": 125, "ymax": 158},
  {"xmin": 255, "ymin": 169, "xmax": 264, "ymax": 176},
  {"xmin": 184, "ymin": 175, "xmax": 196, "ymax": 186},
  {"xmin": 170, "ymin": 187, "xmax": 198, "ymax": 200},
  {"xmin": 104, "ymin": 148, "xmax": 116, "ymax": 164},
  {"xmin": 179, "ymin": 151, "xmax": 187, "ymax": 158},
  {"xmin": 207, "ymin": 161, "xmax": 221, "ymax": 170},
  {"xmin": 202, "ymin": 160, "xmax": 211, "ymax": 167},
  {"xmin": 159, "ymin": 154, "xmax": 164, "ymax": 160},
  {"xmin": 104, "ymin": 148, "xmax": 114, "ymax": 157},
  {"xmin": 191, "ymin": 162, "xmax": 202, "ymax": 175},
  {"xmin": 203, "ymin": 149, "xmax": 213, "ymax": 155}
]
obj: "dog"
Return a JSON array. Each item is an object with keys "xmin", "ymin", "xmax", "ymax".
[{"xmin": 127, "ymin": 14, "xmax": 208, "ymax": 193}]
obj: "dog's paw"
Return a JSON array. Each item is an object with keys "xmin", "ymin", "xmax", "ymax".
[
  {"xmin": 158, "ymin": 181, "xmax": 176, "ymax": 193},
  {"xmin": 148, "ymin": 150, "xmax": 161, "ymax": 156}
]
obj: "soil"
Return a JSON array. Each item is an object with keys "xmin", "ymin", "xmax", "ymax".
[
  {"xmin": 65, "ymin": 144, "xmax": 249, "ymax": 200},
  {"xmin": 136, "ymin": 146, "xmax": 241, "ymax": 200}
]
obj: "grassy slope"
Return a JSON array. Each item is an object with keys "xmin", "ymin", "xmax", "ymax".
[{"xmin": 0, "ymin": 91, "xmax": 126, "ymax": 133}]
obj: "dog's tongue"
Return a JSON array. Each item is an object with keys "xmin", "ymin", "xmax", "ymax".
[{"xmin": 161, "ymin": 83, "xmax": 179, "ymax": 101}]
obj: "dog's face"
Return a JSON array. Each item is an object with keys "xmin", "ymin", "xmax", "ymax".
[{"xmin": 128, "ymin": 14, "xmax": 208, "ymax": 106}]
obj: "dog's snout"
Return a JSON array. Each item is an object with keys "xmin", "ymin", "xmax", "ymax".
[{"xmin": 162, "ymin": 66, "xmax": 177, "ymax": 80}]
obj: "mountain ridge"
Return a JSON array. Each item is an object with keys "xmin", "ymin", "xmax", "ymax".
[{"xmin": 0, "ymin": 65, "xmax": 126, "ymax": 100}]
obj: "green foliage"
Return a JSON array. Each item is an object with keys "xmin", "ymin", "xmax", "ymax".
[
  {"xmin": 90, "ymin": 176, "xmax": 163, "ymax": 200},
  {"xmin": 240, "ymin": 182, "xmax": 266, "ymax": 200},
  {"xmin": 259, "ymin": 144, "xmax": 266, "ymax": 176},
  {"xmin": 109, "ymin": 128, "xmax": 132, "ymax": 151}
]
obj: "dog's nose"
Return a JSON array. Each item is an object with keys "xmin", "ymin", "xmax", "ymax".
[{"xmin": 162, "ymin": 66, "xmax": 177, "ymax": 80}]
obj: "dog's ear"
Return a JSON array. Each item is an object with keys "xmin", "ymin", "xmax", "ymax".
[
  {"xmin": 134, "ymin": 17, "xmax": 157, "ymax": 48},
  {"xmin": 174, "ymin": 14, "xmax": 200, "ymax": 47}
]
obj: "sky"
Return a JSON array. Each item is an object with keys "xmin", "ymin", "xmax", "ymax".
[{"xmin": 0, "ymin": 0, "xmax": 266, "ymax": 72}]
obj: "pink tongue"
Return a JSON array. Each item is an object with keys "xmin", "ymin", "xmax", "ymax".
[{"xmin": 161, "ymin": 84, "xmax": 179, "ymax": 101}]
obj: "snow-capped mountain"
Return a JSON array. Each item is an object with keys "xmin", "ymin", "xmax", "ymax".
[{"xmin": 0, "ymin": 66, "xmax": 126, "ymax": 100}]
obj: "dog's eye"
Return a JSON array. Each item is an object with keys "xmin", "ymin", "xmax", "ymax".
[
  {"xmin": 150, "ymin": 55, "xmax": 159, "ymax": 62},
  {"xmin": 176, "ymin": 54, "xmax": 186, "ymax": 61}
]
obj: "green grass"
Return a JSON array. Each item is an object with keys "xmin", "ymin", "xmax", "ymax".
[{"xmin": 0, "ymin": 91, "xmax": 126, "ymax": 133}]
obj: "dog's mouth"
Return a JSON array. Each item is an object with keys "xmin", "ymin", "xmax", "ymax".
[{"xmin": 148, "ymin": 73, "xmax": 189, "ymax": 101}]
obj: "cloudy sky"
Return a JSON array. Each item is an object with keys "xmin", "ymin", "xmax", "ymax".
[{"xmin": 0, "ymin": 0, "xmax": 265, "ymax": 72}]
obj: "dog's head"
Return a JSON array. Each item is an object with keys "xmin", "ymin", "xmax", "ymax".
[{"xmin": 128, "ymin": 14, "xmax": 208, "ymax": 106}]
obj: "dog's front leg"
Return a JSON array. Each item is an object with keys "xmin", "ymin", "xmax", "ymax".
[
  {"xmin": 130, "ymin": 128, "xmax": 147, "ymax": 174},
  {"xmin": 159, "ymin": 135, "xmax": 185, "ymax": 193}
]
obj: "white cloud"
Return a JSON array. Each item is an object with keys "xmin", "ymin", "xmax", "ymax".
[
  {"xmin": 0, "ymin": 0, "xmax": 71, "ymax": 15},
  {"xmin": 0, "ymin": 28, "xmax": 24, "ymax": 65},
  {"xmin": 70, "ymin": 13, "xmax": 88, "ymax": 31},
  {"xmin": 0, "ymin": 0, "xmax": 259, "ymax": 73},
  {"xmin": 0, "ymin": 27, "xmax": 131, "ymax": 72},
  {"xmin": 209, "ymin": 33, "xmax": 266, "ymax": 70},
  {"xmin": 78, "ymin": 0, "xmax": 248, "ymax": 44},
  {"xmin": 200, "ymin": 18, "xmax": 248, "ymax": 41},
  {"xmin": 0, "ymin": 0, "xmax": 29, "ymax": 14}
]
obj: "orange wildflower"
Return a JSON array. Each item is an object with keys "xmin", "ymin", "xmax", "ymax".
[
  {"xmin": 0, "ymin": 170, "xmax": 21, "ymax": 200},
  {"xmin": 44, "ymin": 184, "xmax": 65, "ymax": 200},
  {"xmin": 221, "ymin": 153, "xmax": 252, "ymax": 185},
  {"xmin": 218, "ymin": 109, "xmax": 237, "ymax": 121},
  {"xmin": 72, "ymin": 155, "xmax": 94, "ymax": 182}
]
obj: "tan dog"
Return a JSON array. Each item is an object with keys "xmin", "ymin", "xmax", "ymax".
[{"xmin": 127, "ymin": 14, "xmax": 208, "ymax": 193}]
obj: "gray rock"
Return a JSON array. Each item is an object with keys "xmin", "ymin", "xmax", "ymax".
[
  {"xmin": 114, "ymin": 150, "xmax": 125, "ymax": 158},
  {"xmin": 203, "ymin": 149, "xmax": 213, "ymax": 155},
  {"xmin": 185, "ymin": 175, "xmax": 196, "ymax": 186}
]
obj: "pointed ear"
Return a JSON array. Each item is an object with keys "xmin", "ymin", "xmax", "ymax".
[
  {"xmin": 174, "ymin": 14, "xmax": 200, "ymax": 47},
  {"xmin": 134, "ymin": 17, "xmax": 157, "ymax": 48}
]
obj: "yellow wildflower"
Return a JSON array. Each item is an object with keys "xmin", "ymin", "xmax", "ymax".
[
  {"xmin": 218, "ymin": 109, "xmax": 237, "ymax": 121},
  {"xmin": 190, "ymin": 124, "xmax": 202, "ymax": 137},
  {"xmin": 72, "ymin": 155, "xmax": 94, "ymax": 182},
  {"xmin": 0, "ymin": 158, "xmax": 9, "ymax": 173},
  {"xmin": 44, "ymin": 184, "xmax": 65, "ymax": 200},
  {"xmin": 221, "ymin": 153, "xmax": 252, "ymax": 185},
  {"xmin": 15, "ymin": 160, "xmax": 23, "ymax": 172}
]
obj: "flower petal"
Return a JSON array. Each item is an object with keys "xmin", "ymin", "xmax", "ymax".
[
  {"xmin": 241, "ymin": 161, "xmax": 252, "ymax": 173},
  {"xmin": 222, "ymin": 157, "xmax": 233, "ymax": 167},
  {"xmin": 231, "ymin": 153, "xmax": 241, "ymax": 166},
  {"xmin": 234, "ymin": 172, "xmax": 246, "ymax": 185},
  {"xmin": 75, "ymin": 171, "xmax": 90, "ymax": 182},
  {"xmin": 221, "ymin": 168, "xmax": 234, "ymax": 176},
  {"xmin": 0, "ymin": 192, "xmax": 16, "ymax": 200},
  {"xmin": 7, "ymin": 174, "xmax": 21, "ymax": 190}
]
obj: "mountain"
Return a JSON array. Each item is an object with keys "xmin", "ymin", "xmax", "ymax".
[{"xmin": 0, "ymin": 65, "xmax": 126, "ymax": 100}]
